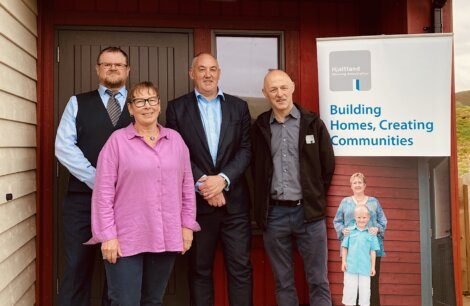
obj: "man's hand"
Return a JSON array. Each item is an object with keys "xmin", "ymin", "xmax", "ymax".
[
  {"xmin": 368, "ymin": 227, "xmax": 379, "ymax": 235},
  {"xmin": 341, "ymin": 260, "xmax": 347, "ymax": 272},
  {"xmin": 182, "ymin": 228, "xmax": 193, "ymax": 255},
  {"xmin": 206, "ymin": 192, "xmax": 226, "ymax": 207},
  {"xmin": 198, "ymin": 175, "xmax": 227, "ymax": 199},
  {"xmin": 370, "ymin": 267, "xmax": 376, "ymax": 276},
  {"xmin": 101, "ymin": 238, "xmax": 122, "ymax": 264},
  {"xmin": 342, "ymin": 228, "xmax": 350, "ymax": 236}
]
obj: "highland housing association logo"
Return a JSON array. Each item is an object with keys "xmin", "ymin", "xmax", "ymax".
[{"xmin": 329, "ymin": 50, "xmax": 371, "ymax": 91}]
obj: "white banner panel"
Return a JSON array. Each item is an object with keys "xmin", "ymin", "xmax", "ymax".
[{"xmin": 317, "ymin": 34, "xmax": 452, "ymax": 156}]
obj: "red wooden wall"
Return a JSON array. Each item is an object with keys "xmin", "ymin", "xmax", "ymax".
[{"xmin": 36, "ymin": 0, "xmax": 456, "ymax": 305}]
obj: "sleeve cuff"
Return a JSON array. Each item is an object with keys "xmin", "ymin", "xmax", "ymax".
[
  {"xmin": 218, "ymin": 173, "xmax": 230, "ymax": 191},
  {"xmin": 182, "ymin": 220, "xmax": 201, "ymax": 232},
  {"xmin": 85, "ymin": 179, "xmax": 95, "ymax": 190},
  {"xmin": 194, "ymin": 174, "xmax": 207, "ymax": 194},
  {"xmin": 378, "ymin": 227, "xmax": 385, "ymax": 236},
  {"xmin": 83, "ymin": 227, "xmax": 117, "ymax": 245}
]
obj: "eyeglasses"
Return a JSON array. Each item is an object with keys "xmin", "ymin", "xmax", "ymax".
[
  {"xmin": 130, "ymin": 97, "xmax": 160, "ymax": 108},
  {"xmin": 98, "ymin": 63, "xmax": 128, "ymax": 70}
]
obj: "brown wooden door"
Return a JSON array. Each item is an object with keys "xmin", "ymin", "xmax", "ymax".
[{"xmin": 54, "ymin": 28, "xmax": 193, "ymax": 306}]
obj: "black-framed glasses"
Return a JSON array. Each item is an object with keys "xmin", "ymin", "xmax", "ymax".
[
  {"xmin": 130, "ymin": 97, "xmax": 160, "ymax": 108},
  {"xmin": 98, "ymin": 62, "xmax": 128, "ymax": 70}
]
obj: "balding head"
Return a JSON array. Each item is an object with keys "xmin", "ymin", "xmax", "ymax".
[
  {"xmin": 191, "ymin": 53, "xmax": 218, "ymax": 70},
  {"xmin": 262, "ymin": 70, "xmax": 295, "ymax": 116},
  {"xmin": 189, "ymin": 53, "xmax": 221, "ymax": 99},
  {"xmin": 263, "ymin": 70, "xmax": 293, "ymax": 88}
]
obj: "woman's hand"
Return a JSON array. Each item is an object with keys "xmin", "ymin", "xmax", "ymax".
[
  {"xmin": 369, "ymin": 227, "xmax": 379, "ymax": 235},
  {"xmin": 341, "ymin": 260, "xmax": 347, "ymax": 272},
  {"xmin": 342, "ymin": 228, "xmax": 350, "ymax": 236},
  {"xmin": 182, "ymin": 228, "xmax": 193, "ymax": 255},
  {"xmin": 101, "ymin": 238, "xmax": 122, "ymax": 264}
]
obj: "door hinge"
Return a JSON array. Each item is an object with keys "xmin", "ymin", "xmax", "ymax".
[
  {"xmin": 431, "ymin": 287, "xmax": 434, "ymax": 296},
  {"xmin": 57, "ymin": 46, "xmax": 60, "ymax": 63},
  {"xmin": 56, "ymin": 277, "xmax": 59, "ymax": 295}
]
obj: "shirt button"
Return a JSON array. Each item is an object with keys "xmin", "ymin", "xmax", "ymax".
[
  {"xmin": 283, "ymin": 169, "xmax": 287, "ymax": 172},
  {"xmin": 283, "ymin": 139, "xmax": 286, "ymax": 142}
]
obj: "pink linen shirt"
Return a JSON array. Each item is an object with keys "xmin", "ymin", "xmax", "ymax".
[{"xmin": 86, "ymin": 123, "xmax": 200, "ymax": 257}]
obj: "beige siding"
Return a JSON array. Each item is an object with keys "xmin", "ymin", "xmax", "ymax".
[
  {"xmin": 0, "ymin": 92, "xmax": 36, "ymax": 125},
  {"xmin": 0, "ymin": 148, "xmax": 36, "ymax": 176},
  {"xmin": 0, "ymin": 171, "xmax": 36, "ymax": 206},
  {"xmin": 0, "ymin": 0, "xmax": 37, "ymax": 36},
  {"xmin": 0, "ymin": 263, "xmax": 35, "ymax": 305},
  {"xmin": 0, "ymin": 239, "xmax": 35, "ymax": 291},
  {"xmin": 0, "ymin": 194, "xmax": 36, "ymax": 234},
  {"xmin": 0, "ymin": 6, "xmax": 36, "ymax": 57},
  {"xmin": 0, "ymin": 217, "xmax": 36, "ymax": 263},
  {"xmin": 0, "ymin": 0, "xmax": 37, "ymax": 305},
  {"xmin": 21, "ymin": 0, "xmax": 37, "ymax": 16},
  {"xmin": 15, "ymin": 284, "xmax": 35, "ymax": 306},
  {"xmin": 0, "ymin": 64, "xmax": 36, "ymax": 102},
  {"xmin": 0, "ymin": 120, "xmax": 36, "ymax": 147},
  {"xmin": 0, "ymin": 35, "xmax": 37, "ymax": 80}
]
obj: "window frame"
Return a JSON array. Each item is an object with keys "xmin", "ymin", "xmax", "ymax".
[{"xmin": 212, "ymin": 29, "xmax": 285, "ymax": 72}]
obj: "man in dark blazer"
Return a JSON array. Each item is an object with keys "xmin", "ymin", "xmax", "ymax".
[{"xmin": 166, "ymin": 53, "xmax": 253, "ymax": 306}]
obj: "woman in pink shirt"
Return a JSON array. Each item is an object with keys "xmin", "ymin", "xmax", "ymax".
[{"xmin": 87, "ymin": 81, "xmax": 200, "ymax": 306}]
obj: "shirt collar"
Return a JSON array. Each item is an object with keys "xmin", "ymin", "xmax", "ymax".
[
  {"xmin": 194, "ymin": 88, "xmax": 225, "ymax": 102},
  {"xmin": 125, "ymin": 123, "xmax": 170, "ymax": 140},
  {"xmin": 351, "ymin": 224, "xmax": 369, "ymax": 232},
  {"xmin": 98, "ymin": 85, "xmax": 127, "ymax": 98},
  {"xmin": 270, "ymin": 104, "xmax": 300, "ymax": 124}
]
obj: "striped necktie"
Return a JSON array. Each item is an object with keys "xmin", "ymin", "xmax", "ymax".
[{"xmin": 105, "ymin": 89, "xmax": 121, "ymax": 126}]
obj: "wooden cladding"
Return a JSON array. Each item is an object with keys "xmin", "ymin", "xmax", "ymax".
[{"xmin": 0, "ymin": 0, "xmax": 38, "ymax": 304}]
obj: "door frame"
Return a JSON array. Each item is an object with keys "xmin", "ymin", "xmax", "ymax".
[
  {"xmin": 418, "ymin": 158, "xmax": 433, "ymax": 306},
  {"xmin": 419, "ymin": 157, "xmax": 456, "ymax": 306}
]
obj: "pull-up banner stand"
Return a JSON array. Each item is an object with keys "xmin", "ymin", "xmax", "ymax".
[{"xmin": 317, "ymin": 34, "xmax": 453, "ymax": 156}]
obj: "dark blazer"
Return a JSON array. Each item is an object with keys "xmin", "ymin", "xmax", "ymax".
[
  {"xmin": 251, "ymin": 104, "xmax": 335, "ymax": 229},
  {"xmin": 166, "ymin": 91, "xmax": 251, "ymax": 215}
]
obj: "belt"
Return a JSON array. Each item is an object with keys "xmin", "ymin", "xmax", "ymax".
[{"xmin": 270, "ymin": 199, "xmax": 303, "ymax": 207}]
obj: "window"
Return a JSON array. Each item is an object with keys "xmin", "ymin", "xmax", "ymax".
[{"xmin": 215, "ymin": 33, "xmax": 283, "ymax": 118}]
